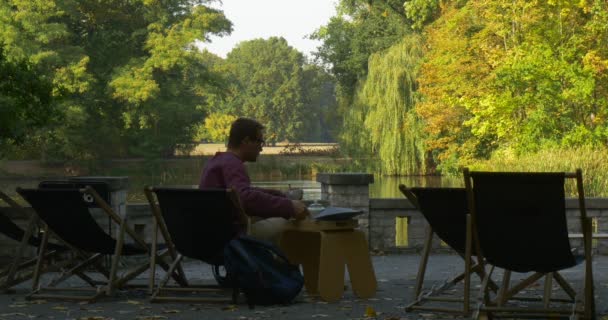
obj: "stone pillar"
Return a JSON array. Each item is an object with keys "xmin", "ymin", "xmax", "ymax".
[{"xmin": 316, "ymin": 173, "xmax": 374, "ymax": 238}]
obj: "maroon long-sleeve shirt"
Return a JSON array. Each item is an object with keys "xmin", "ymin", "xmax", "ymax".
[{"xmin": 199, "ymin": 152, "xmax": 294, "ymax": 219}]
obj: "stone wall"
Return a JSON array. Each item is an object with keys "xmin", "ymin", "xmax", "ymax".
[{"xmin": 368, "ymin": 197, "xmax": 608, "ymax": 255}]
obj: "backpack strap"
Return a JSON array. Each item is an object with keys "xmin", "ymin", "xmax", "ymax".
[
  {"xmin": 226, "ymin": 238, "xmax": 260, "ymax": 272},
  {"xmin": 236, "ymin": 235, "xmax": 292, "ymax": 264}
]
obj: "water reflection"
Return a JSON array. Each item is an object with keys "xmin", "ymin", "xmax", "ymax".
[
  {"xmin": 369, "ymin": 175, "xmax": 463, "ymax": 198},
  {"xmin": 0, "ymin": 175, "xmax": 464, "ymax": 203},
  {"xmin": 254, "ymin": 175, "xmax": 464, "ymax": 200}
]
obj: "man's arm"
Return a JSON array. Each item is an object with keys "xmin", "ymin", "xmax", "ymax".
[
  {"xmin": 252, "ymin": 187, "xmax": 287, "ymax": 198},
  {"xmin": 223, "ymin": 162, "xmax": 294, "ymax": 219}
]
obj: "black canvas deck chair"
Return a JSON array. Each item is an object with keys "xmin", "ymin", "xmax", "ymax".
[
  {"xmin": 16, "ymin": 187, "xmax": 184, "ymax": 302},
  {"xmin": 144, "ymin": 187, "xmax": 249, "ymax": 303},
  {"xmin": 464, "ymin": 168, "xmax": 595, "ymax": 319},
  {"xmin": 399, "ymin": 185, "xmax": 496, "ymax": 315},
  {"xmin": 0, "ymin": 191, "xmax": 66, "ymax": 291}
]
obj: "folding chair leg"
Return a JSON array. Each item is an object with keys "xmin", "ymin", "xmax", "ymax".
[
  {"xmin": 107, "ymin": 217, "xmax": 127, "ymax": 295},
  {"xmin": 31, "ymin": 225, "xmax": 50, "ymax": 291},
  {"xmin": 503, "ymin": 272, "xmax": 545, "ymax": 301},
  {"xmin": 553, "ymin": 272, "xmax": 576, "ymax": 300},
  {"xmin": 149, "ymin": 220, "xmax": 159, "ymax": 294},
  {"xmin": 543, "ymin": 273, "xmax": 553, "ymax": 308},
  {"xmin": 45, "ymin": 253, "xmax": 104, "ymax": 288},
  {"xmin": 496, "ymin": 270, "xmax": 511, "ymax": 307},
  {"xmin": 75, "ymin": 271, "xmax": 100, "ymax": 287},
  {"xmin": 152, "ymin": 254, "xmax": 184, "ymax": 300},
  {"xmin": 583, "ymin": 218, "xmax": 596, "ymax": 319},
  {"xmin": 474, "ymin": 265, "xmax": 495, "ymax": 320},
  {"xmin": 414, "ymin": 226, "xmax": 433, "ymax": 298},
  {"xmin": 3, "ymin": 215, "xmax": 39, "ymax": 290},
  {"xmin": 116, "ymin": 261, "xmax": 151, "ymax": 288},
  {"xmin": 464, "ymin": 214, "xmax": 473, "ymax": 314}
]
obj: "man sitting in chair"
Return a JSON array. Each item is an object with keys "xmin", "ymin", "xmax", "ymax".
[{"xmin": 199, "ymin": 117, "xmax": 309, "ymax": 243}]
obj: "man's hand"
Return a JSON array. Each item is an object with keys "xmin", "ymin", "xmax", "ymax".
[{"xmin": 291, "ymin": 200, "xmax": 310, "ymax": 220}]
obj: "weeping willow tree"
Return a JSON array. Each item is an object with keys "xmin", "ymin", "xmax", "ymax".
[{"xmin": 359, "ymin": 35, "xmax": 426, "ymax": 175}]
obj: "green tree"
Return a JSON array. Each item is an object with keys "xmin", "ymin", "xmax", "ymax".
[
  {"xmin": 0, "ymin": 0, "xmax": 232, "ymax": 159},
  {"xmin": 311, "ymin": 0, "xmax": 409, "ymax": 96},
  {"xmin": 361, "ymin": 36, "xmax": 425, "ymax": 175},
  {"xmin": 200, "ymin": 113, "xmax": 237, "ymax": 143},
  {"xmin": 0, "ymin": 47, "xmax": 54, "ymax": 151},
  {"xmin": 300, "ymin": 64, "xmax": 338, "ymax": 142},
  {"xmin": 313, "ymin": 0, "xmax": 423, "ymax": 172},
  {"xmin": 221, "ymin": 37, "xmax": 307, "ymax": 143},
  {"xmin": 417, "ymin": 0, "xmax": 608, "ymax": 171}
]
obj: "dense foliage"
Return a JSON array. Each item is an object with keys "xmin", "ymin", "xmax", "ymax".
[
  {"xmin": 3, "ymin": 0, "xmax": 608, "ymax": 178},
  {"xmin": 0, "ymin": 48, "xmax": 54, "ymax": 149},
  {"xmin": 0, "ymin": 1, "xmax": 338, "ymax": 159},
  {"xmin": 216, "ymin": 37, "xmax": 337, "ymax": 144},
  {"xmin": 417, "ymin": 0, "xmax": 608, "ymax": 172},
  {"xmin": 315, "ymin": 0, "xmax": 608, "ymax": 174},
  {"xmin": 0, "ymin": 0, "xmax": 233, "ymax": 159}
]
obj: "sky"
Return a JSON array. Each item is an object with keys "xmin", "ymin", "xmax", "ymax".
[{"xmin": 198, "ymin": 0, "xmax": 338, "ymax": 58}]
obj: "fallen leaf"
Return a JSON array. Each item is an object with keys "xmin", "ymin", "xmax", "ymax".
[
  {"xmin": 117, "ymin": 310, "xmax": 133, "ymax": 315},
  {"xmin": 51, "ymin": 306, "xmax": 67, "ymax": 311},
  {"xmin": 221, "ymin": 305, "xmax": 238, "ymax": 311},
  {"xmin": 311, "ymin": 315, "xmax": 329, "ymax": 318},
  {"xmin": 161, "ymin": 310, "xmax": 180, "ymax": 314},
  {"xmin": 8, "ymin": 305, "xmax": 27, "ymax": 308},
  {"xmin": 365, "ymin": 306, "xmax": 377, "ymax": 318},
  {"xmin": 135, "ymin": 316, "xmax": 167, "ymax": 320},
  {"xmin": 122, "ymin": 300, "xmax": 141, "ymax": 305}
]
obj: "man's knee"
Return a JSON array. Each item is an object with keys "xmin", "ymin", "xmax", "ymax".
[{"xmin": 250, "ymin": 217, "xmax": 290, "ymax": 244}]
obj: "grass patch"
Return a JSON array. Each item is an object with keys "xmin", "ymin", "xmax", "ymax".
[{"xmin": 467, "ymin": 146, "xmax": 608, "ymax": 197}]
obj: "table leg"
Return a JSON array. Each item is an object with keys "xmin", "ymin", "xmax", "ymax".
[
  {"xmin": 317, "ymin": 231, "xmax": 347, "ymax": 302},
  {"xmin": 344, "ymin": 230, "xmax": 377, "ymax": 298},
  {"xmin": 279, "ymin": 230, "xmax": 321, "ymax": 295}
]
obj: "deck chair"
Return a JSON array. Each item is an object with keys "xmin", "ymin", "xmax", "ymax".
[
  {"xmin": 464, "ymin": 168, "xmax": 595, "ymax": 319},
  {"xmin": 399, "ymin": 185, "xmax": 496, "ymax": 315},
  {"xmin": 144, "ymin": 186, "xmax": 249, "ymax": 303},
  {"xmin": 0, "ymin": 191, "xmax": 66, "ymax": 291},
  {"xmin": 16, "ymin": 187, "xmax": 185, "ymax": 302}
]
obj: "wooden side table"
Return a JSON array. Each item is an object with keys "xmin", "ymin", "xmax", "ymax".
[{"xmin": 278, "ymin": 219, "xmax": 377, "ymax": 302}]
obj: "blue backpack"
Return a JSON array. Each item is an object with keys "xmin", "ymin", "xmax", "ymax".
[{"xmin": 223, "ymin": 235, "xmax": 304, "ymax": 307}]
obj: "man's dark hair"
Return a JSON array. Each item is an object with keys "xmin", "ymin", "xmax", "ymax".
[{"xmin": 227, "ymin": 118, "xmax": 264, "ymax": 148}]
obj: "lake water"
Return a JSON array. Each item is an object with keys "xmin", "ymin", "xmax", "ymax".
[
  {"xmin": 0, "ymin": 157, "xmax": 465, "ymax": 202},
  {"xmin": 0, "ymin": 175, "xmax": 462, "ymax": 203}
]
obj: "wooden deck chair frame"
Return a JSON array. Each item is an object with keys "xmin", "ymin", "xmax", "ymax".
[
  {"xmin": 0, "ymin": 190, "xmax": 68, "ymax": 291},
  {"xmin": 144, "ymin": 186, "xmax": 250, "ymax": 303},
  {"xmin": 16, "ymin": 186, "xmax": 185, "ymax": 302},
  {"xmin": 399, "ymin": 185, "xmax": 496, "ymax": 316},
  {"xmin": 464, "ymin": 168, "xmax": 595, "ymax": 319}
]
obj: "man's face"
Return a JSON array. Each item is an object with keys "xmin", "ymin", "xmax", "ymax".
[{"xmin": 241, "ymin": 129, "xmax": 265, "ymax": 162}]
